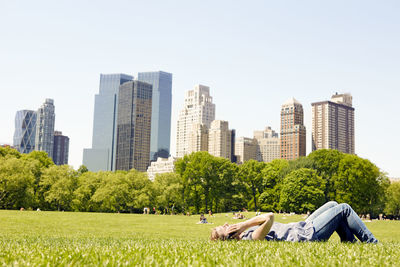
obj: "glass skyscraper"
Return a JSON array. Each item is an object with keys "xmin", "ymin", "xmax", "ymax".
[
  {"xmin": 83, "ymin": 73, "xmax": 133, "ymax": 171},
  {"xmin": 53, "ymin": 131, "xmax": 70, "ymax": 165},
  {"xmin": 35, "ymin": 99, "xmax": 55, "ymax": 159},
  {"xmin": 115, "ymin": 81, "xmax": 153, "ymax": 171},
  {"xmin": 137, "ymin": 71, "xmax": 172, "ymax": 161},
  {"xmin": 13, "ymin": 110, "xmax": 37, "ymax": 154}
]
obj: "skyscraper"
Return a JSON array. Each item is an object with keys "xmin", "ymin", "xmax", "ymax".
[
  {"xmin": 311, "ymin": 93, "xmax": 355, "ymax": 154},
  {"xmin": 254, "ymin": 126, "xmax": 280, "ymax": 163},
  {"xmin": 115, "ymin": 80, "xmax": 153, "ymax": 172},
  {"xmin": 188, "ymin": 123, "xmax": 209, "ymax": 154},
  {"xmin": 230, "ymin": 129, "xmax": 237, "ymax": 163},
  {"xmin": 13, "ymin": 110, "xmax": 37, "ymax": 154},
  {"xmin": 35, "ymin": 99, "xmax": 55, "ymax": 159},
  {"xmin": 235, "ymin": 137, "xmax": 258, "ymax": 164},
  {"xmin": 137, "ymin": 71, "xmax": 172, "ymax": 161},
  {"xmin": 176, "ymin": 85, "xmax": 215, "ymax": 158},
  {"xmin": 83, "ymin": 73, "xmax": 133, "ymax": 171},
  {"xmin": 208, "ymin": 120, "xmax": 231, "ymax": 160},
  {"xmin": 53, "ymin": 131, "xmax": 69, "ymax": 165},
  {"xmin": 280, "ymin": 98, "xmax": 306, "ymax": 160}
]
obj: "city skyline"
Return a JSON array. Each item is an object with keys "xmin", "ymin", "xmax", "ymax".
[
  {"xmin": 1, "ymin": 1, "xmax": 399, "ymax": 177},
  {"xmin": 12, "ymin": 99, "xmax": 70, "ymax": 165}
]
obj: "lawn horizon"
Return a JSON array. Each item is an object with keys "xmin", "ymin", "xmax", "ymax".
[{"xmin": 1, "ymin": 210, "xmax": 400, "ymax": 266}]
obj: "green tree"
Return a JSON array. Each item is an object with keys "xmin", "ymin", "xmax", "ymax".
[
  {"xmin": 259, "ymin": 159, "xmax": 289, "ymax": 211},
  {"xmin": 385, "ymin": 181, "xmax": 400, "ymax": 216},
  {"xmin": 125, "ymin": 169, "xmax": 151, "ymax": 210},
  {"xmin": 0, "ymin": 157, "xmax": 35, "ymax": 209},
  {"xmin": 40, "ymin": 165, "xmax": 78, "ymax": 211},
  {"xmin": 238, "ymin": 160, "xmax": 265, "ymax": 211},
  {"xmin": 174, "ymin": 155, "xmax": 190, "ymax": 211},
  {"xmin": 280, "ymin": 156, "xmax": 314, "ymax": 177},
  {"xmin": 22, "ymin": 151, "xmax": 54, "ymax": 169},
  {"xmin": 91, "ymin": 170, "xmax": 151, "ymax": 213},
  {"xmin": 332, "ymin": 154, "xmax": 389, "ymax": 215},
  {"xmin": 77, "ymin": 165, "xmax": 89, "ymax": 174},
  {"xmin": 308, "ymin": 149, "xmax": 344, "ymax": 200},
  {"xmin": 91, "ymin": 171, "xmax": 127, "ymax": 212},
  {"xmin": 279, "ymin": 168, "xmax": 326, "ymax": 213},
  {"xmin": 0, "ymin": 147, "xmax": 21, "ymax": 159},
  {"xmin": 152, "ymin": 172, "xmax": 183, "ymax": 212},
  {"xmin": 210, "ymin": 157, "xmax": 241, "ymax": 212},
  {"xmin": 175, "ymin": 152, "xmax": 217, "ymax": 213},
  {"xmin": 22, "ymin": 151, "xmax": 55, "ymax": 209},
  {"xmin": 71, "ymin": 171, "xmax": 104, "ymax": 212}
]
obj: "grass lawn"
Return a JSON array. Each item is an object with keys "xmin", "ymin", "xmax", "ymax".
[{"xmin": 1, "ymin": 210, "xmax": 400, "ymax": 266}]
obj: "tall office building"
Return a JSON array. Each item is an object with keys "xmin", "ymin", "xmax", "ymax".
[
  {"xmin": 230, "ymin": 129, "xmax": 237, "ymax": 163},
  {"xmin": 254, "ymin": 126, "xmax": 280, "ymax": 163},
  {"xmin": 35, "ymin": 99, "xmax": 55, "ymax": 159},
  {"xmin": 235, "ymin": 137, "xmax": 258, "ymax": 164},
  {"xmin": 208, "ymin": 120, "xmax": 231, "ymax": 160},
  {"xmin": 311, "ymin": 93, "xmax": 355, "ymax": 154},
  {"xmin": 53, "ymin": 131, "xmax": 69, "ymax": 165},
  {"xmin": 137, "ymin": 71, "xmax": 172, "ymax": 161},
  {"xmin": 115, "ymin": 81, "xmax": 153, "ymax": 172},
  {"xmin": 176, "ymin": 85, "xmax": 215, "ymax": 158},
  {"xmin": 280, "ymin": 98, "xmax": 306, "ymax": 160},
  {"xmin": 188, "ymin": 123, "xmax": 209, "ymax": 154},
  {"xmin": 13, "ymin": 110, "xmax": 37, "ymax": 154},
  {"xmin": 83, "ymin": 73, "xmax": 133, "ymax": 171}
]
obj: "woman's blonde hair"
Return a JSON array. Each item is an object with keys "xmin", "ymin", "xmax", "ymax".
[{"xmin": 210, "ymin": 227, "xmax": 224, "ymax": 241}]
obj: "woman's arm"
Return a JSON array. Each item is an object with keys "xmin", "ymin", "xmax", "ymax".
[
  {"xmin": 251, "ymin": 213, "xmax": 274, "ymax": 240},
  {"xmin": 226, "ymin": 213, "xmax": 274, "ymax": 239}
]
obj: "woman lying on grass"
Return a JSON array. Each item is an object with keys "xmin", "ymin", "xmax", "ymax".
[{"xmin": 211, "ymin": 202, "xmax": 378, "ymax": 243}]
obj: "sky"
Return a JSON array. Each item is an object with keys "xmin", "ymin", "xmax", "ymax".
[{"xmin": 1, "ymin": 1, "xmax": 399, "ymax": 177}]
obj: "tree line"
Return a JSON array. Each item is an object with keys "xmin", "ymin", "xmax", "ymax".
[{"xmin": 1, "ymin": 146, "xmax": 399, "ymax": 216}]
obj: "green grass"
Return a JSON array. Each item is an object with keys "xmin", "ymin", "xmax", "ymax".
[{"xmin": 1, "ymin": 210, "xmax": 400, "ymax": 266}]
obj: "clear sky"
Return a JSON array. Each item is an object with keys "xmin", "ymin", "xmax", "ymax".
[{"xmin": 1, "ymin": 1, "xmax": 399, "ymax": 177}]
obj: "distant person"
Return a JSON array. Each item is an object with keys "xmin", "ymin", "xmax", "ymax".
[
  {"xmin": 197, "ymin": 213, "xmax": 208, "ymax": 224},
  {"xmin": 211, "ymin": 202, "xmax": 378, "ymax": 243},
  {"xmin": 233, "ymin": 212, "xmax": 245, "ymax": 219},
  {"xmin": 208, "ymin": 210, "xmax": 213, "ymax": 217}
]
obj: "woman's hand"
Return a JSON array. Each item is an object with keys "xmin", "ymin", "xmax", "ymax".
[{"xmin": 226, "ymin": 222, "xmax": 247, "ymax": 238}]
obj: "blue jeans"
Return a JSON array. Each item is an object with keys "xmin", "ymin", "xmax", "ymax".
[{"xmin": 306, "ymin": 201, "xmax": 378, "ymax": 243}]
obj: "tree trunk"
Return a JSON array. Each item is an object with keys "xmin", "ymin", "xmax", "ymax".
[
  {"xmin": 252, "ymin": 183, "xmax": 257, "ymax": 211},
  {"xmin": 204, "ymin": 187, "xmax": 209, "ymax": 212},
  {"xmin": 194, "ymin": 189, "xmax": 199, "ymax": 214}
]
